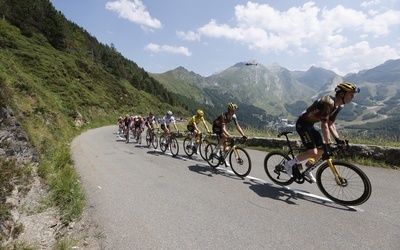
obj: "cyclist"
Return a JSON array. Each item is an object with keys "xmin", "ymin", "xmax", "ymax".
[
  {"xmin": 123, "ymin": 114, "xmax": 131, "ymax": 143},
  {"xmin": 187, "ymin": 109, "xmax": 211, "ymax": 153},
  {"xmin": 145, "ymin": 111, "xmax": 159, "ymax": 137},
  {"xmin": 161, "ymin": 110, "xmax": 179, "ymax": 145},
  {"xmin": 117, "ymin": 116, "xmax": 124, "ymax": 135},
  {"xmin": 133, "ymin": 115, "xmax": 145, "ymax": 143},
  {"xmin": 211, "ymin": 102, "xmax": 247, "ymax": 166},
  {"xmin": 284, "ymin": 82, "xmax": 360, "ymax": 183}
]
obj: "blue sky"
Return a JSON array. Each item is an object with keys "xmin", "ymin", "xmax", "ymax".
[{"xmin": 50, "ymin": 0, "xmax": 400, "ymax": 77}]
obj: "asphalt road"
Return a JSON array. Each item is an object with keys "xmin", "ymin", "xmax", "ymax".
[{"xmin": 71, "ymin": 126, "xmax": 400, "ymax": 250}]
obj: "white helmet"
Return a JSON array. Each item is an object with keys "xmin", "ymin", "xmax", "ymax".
[{"xmin": 166, "ymin": 110, "xmax": 173, "ymax": 116}]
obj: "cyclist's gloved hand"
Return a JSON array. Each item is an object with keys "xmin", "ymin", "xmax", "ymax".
[
  {"xmin": 335, "ymin": 138, "xmax": 345, "ymax": 145},
  {"xmin": 207, "ymin": 130, "xmax": 211, "ymax": 134},
  {"xmin": 242, "ymin": 135, "xmax": 248, "ymax": 142},
  {"xmin": 327, "ymin": 143, "xmax": 338, "ymax": 156}
]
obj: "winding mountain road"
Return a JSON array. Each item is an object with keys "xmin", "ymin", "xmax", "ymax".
[{"xmin": 71, "ymin": 126, "xmax": 400, "ymax": 249}]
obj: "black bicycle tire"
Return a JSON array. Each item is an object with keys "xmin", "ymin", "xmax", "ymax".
[
  {"xmin": 264, "ymin": 151, "xmax": 294, "ymax": 186},
  {"xmin": 170, "ymin": 138, "xmax": 179, "ymax": 156},
  {"xmin": 229, "ymin": 147, "xmax": 252, "ymax": 177},
  {"xmin": 152, "ymin": 134, "xmax": 158, "ymax": 149},
  {"xmin": 316, "ymin": 160, "xmax": 372, "ymax": 206},
  {"xmin": 183, "ymin": 137, "xmax": 194, "ymax": 156},
  {"xmin": 199, "ymin": 139, "xmax": 209, "ymax": 161},
  {"xmin": 159, "ymin": 135, "xmax": 167, "ymax": 153},
  {"xmin": 146, "ymin": 134, "xmax": 151, "ymax": 147},
  {"xmin": 205, "ymin": 143, "xmax": 220, "ymax": 168}
]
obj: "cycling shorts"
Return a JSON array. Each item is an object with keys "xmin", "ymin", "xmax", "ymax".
[
  {"xmin": 187, "ymin": 125, "xmax": 195, "ymax": 132},
  {"xmin": 160, "ymin": 124, "xmax": 170, "ymax": 131},
  {"xmin": 212, "ymin": 124, "xmax": 222, "ymax": 136},
  {"xmin": 296, "ymin": 118, "xmax": 323, "ymax": 149}
]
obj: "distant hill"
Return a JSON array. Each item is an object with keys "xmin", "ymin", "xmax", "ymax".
[{"xmin": 151, "ymin": 59, "xmax": 400, "ymax": 135}]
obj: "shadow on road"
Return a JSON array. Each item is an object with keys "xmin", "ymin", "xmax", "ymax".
[
  {"xmin": 243, "ymin": 178, "xmax": 357, "ymax": 211},
  {"xmin": 187, "ymin": 164, "xmax": 245, "ymax": 181}
]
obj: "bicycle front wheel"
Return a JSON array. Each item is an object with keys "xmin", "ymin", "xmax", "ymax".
[
  {"xmin": 146, "ymin": 134, "xmax": 151, "ymax": 147},
  {"xmin": 229, "ymin": 147, "xmax": 251, "ymax": 177},
  {"xmin": 152, "ymin": 134, "xmax": 158, "ymax": 149},
  {"xmin": 205, "ymin": 143, "xmax": 219, "ymax": 168},
  {"xmin": 183, "ymin": 137, "xmax": 194, "ymax": 156},
  {"xmin": 316, "ymin": 161, "xmax": 372, "ymax": 206},
  {"xmin": 199, "ymin": 139, "xmax": 209, "ymax": 161},
  {"xmin": 264, "ymin": 151, "xmax": 294, "ymax": 186},
  {"xmin": 160, "ymin": 135, "xmax": 168, "ymax": 153},
  {"xmin": 170, "ymin": 138, "xmax": 179, "ymax": 156}
]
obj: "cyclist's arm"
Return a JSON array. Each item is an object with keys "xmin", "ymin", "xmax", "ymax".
[
  {"xmin": 202, "ymin": 118, "xmax": 211, "ymax": 133},
  {"xmin": 222, "ymin": 124, "xmax": 230, "ymax": 138},
  {"xmin": 173, "ymin": 122, "xmax": 179, "ymax": 132},
  {"xmin": 329, "ymin": 122, "xmax": 340, "ymax": 141},
  {"xmin": 234, "ymin": 122, "xmax": 245, "ymax": 137},
  {"xmin": 321, "ymin": 121, "xmax": 332, "ymax": 144}
]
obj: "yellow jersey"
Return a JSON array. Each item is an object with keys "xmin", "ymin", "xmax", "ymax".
[{"xmin": 187, "ymin": 115, "xmax": 205, "ymax": 125}]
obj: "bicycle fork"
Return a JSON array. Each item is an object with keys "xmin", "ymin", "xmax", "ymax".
[
  {"xmin": 231, "ymin": 146, "xmax": 243, "ymax": 164},
  {"xmin": 326, "ymin": 159, "xmax": 346, "ymax": 186}
]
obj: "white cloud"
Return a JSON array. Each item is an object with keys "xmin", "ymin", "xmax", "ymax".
[
  {"xmin": 182, "ymin": 1, "xmax": 400, "ymax": 73},
  {"xmin": 361, "ymin": 0, "xmax": 381, "ymax": 8},
  {"xmin": 105, "ymin": 0, "xmax": 162, "ymax": 29},
  {"xmin": 176, "ymin": 30, "xmax": 201, "ymax": 41},
  {"xmin": 319, "ymin": 41, "xmax": 399, "ymax": 74},
  {"xmin": 145, "ymin": 43, "xmax": 192, "ymax": 56}
]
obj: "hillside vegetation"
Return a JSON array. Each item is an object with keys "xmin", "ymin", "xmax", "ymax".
[{"xmin": 0, "ymin": 0, "xmax": 191, "ymax": 246}]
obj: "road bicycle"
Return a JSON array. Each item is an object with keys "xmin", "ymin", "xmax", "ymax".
[
  {"xmin": 205, "ymin": 137, "xmax": 251, "ymax": 177},
  {"xmin": 264, "ymin": 131, "xmax": 372, "ymax": 206},
  {"xmin": 183, "ymin": 131, "xmax": 211, "ymax": 160},
  {"xmin": 159, "ymin": 132, "xmax": 179, "ymax": 156},
  {"xmin": 146, "ymin": 128, "xmax": 159, "ymax": 149}
]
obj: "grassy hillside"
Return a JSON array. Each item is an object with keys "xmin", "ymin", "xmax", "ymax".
[{"xmin": 0, "ymin": 13, "xmax": 190, "ymax": 246}]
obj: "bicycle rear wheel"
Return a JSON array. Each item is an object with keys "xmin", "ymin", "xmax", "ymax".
[
  {"xmin": 229, "ymin": 147, "xmax": 251, "ymax": 177},
  {"xmin": 264, "ymin": 151, "xmax": 294, "ymax": 186},
  {"xmin": 205, "ymin": 143, "xmax": 220, "ymax": 168},
  {"xmin": 170, "ymin": 138, "xmax": 179, "ymax": 156},
  {"xmin": 316, "ymin": 161, "xmax": 372, "ymax": 206},
  {"xmin": 183, "ymin": 137, "xmax": 194, "ymax": 156},
  {"xmin": 160, "ymin": 135, "xmax": 168, "ymax": 153},
  {"xmin": 152, "ymin": 134, "xmax": 158, "ymax": 149}
]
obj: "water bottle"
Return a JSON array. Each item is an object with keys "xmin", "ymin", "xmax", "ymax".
[{"xmin": 305, "ymin": 158, "xmax": 315, "ymax": 168}]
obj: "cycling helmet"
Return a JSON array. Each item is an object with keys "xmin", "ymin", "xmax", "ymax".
[
  {"xmin": 149, "ymin": 112, "xmax": 154, "ymax": 116},
  {"xmin": 125, "ymin": 114, "xmax": 129, "ymax": 118},
  {"xmin": 228, "ymin": 102, "xmax": 238, "ymax": 111},
  {"xmin": 166, "ymin": 110, "xmax": 173, "ymax": 116},
  {"xmin": 335, "ymin": 82, "xmax": 360, "ymax": 93},
  {"xmin": 196, "ymin": 109, "xmax": 204, "ymax": 117},
  {"xmin": 118, "ymin": 117, "xmax": 122, "ymax": 120}
]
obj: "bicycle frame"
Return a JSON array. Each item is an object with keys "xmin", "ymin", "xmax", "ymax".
[{"xmin": 279, "ymin": 131, "xmax": 344, "ymax": 184}]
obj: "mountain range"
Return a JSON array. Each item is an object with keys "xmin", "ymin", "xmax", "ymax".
[{"xmin": 151, "ymin": 59, "xmax": 400, "ymax": 135}]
